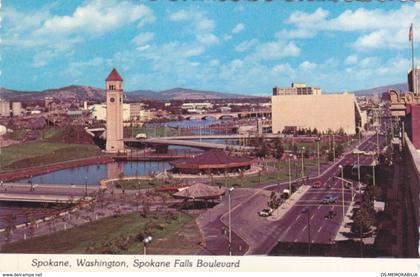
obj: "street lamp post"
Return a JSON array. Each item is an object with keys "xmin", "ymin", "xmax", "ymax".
[
  {"xmin": 288, "ymin": 154, "xmax": 292, "ymax": 194},
  {"xmin": 316, "ymin": 138, "xmax": 320, "ymax": 176},
  {"xmin": 357, "ymin": 149, "xmax": 361, "ymax": 194},
  {"xmin": 228, "ymin": 187, "xmax": 234, "ymax": 256},
  {"xmin": 339, "ymin": 165, "xmax": 345, "ymax": 220},
  {"xmin": 302, "ymin": 207, "xmax": 311, "ymax": 256},
  {"xmin": 372, "ymin": 156, "xmax": 376, "ymax": 203},
  {"xmin": 332, "ymin": 135, "xmax": 336, "ymax": 163},
  {"xmin": 85, "ymin": 176, "xmax": 88, "ymax": 197},
  {"xmin": 143, "ymin": 236, "xmax": 152, "ymax": 255},
  {"xmin": 301, "ymin": 147, "xmax": 305, "ymax": 179}
]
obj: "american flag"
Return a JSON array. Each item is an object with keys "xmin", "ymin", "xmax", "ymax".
[{"xmin": 409, "ymin": 23, "xmax": 413, "ymax": 41}]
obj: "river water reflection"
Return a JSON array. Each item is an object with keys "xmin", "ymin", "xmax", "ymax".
[{"xmin": 18, "ymin": 161, "xmax": 172, "ymax": 186}]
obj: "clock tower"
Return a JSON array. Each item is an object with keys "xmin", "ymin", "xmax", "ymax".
[{"xmin": 105, "ymin": 68, "xmax": 125, "ymax": 152}]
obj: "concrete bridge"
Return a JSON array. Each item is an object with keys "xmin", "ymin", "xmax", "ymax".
[
  {"xmin": 157, "ymin": 134, "xmax": 283, "ymax": 140},
  {"xmin": 183, "ymin": 109, "xmax": 271, "ymax": 121},
  {"xmin": 0, "ymin": 183, "xmax": 96, "ymax": 203},
  {"xmin": 124, "ymin": 138, "xmax": 255, "ymax": 151}
]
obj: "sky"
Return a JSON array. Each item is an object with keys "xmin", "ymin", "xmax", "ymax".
[{"xmin": 2, "ymin": 0, "xmax": 420, "ymax": 95}]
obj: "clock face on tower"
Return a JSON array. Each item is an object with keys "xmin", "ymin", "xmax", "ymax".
[{"xmin": 110, "ymin": 97, "xmax": 115, "ymax": 103}]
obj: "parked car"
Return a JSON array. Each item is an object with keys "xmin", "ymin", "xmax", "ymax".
[
  {"xmin": 320, "ymin": 195, "xmax": 338, "ymax": 204},
  {"xmin": 258, "ymin": 208, "xmax": 273, "ymax": 217},
  {"xmin": 312, "ymin": 181, "xmax": 322, "ymax": 188}
]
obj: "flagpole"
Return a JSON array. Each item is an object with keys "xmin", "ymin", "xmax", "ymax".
[{"xmin": 411, "ymin": 23, "xmax": 415, "ymax": 71}]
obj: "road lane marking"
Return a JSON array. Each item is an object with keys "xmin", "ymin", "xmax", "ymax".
[
  {"xmin": 317, "ymin": 226, "xmax": 322, "ymax": 233},
  {"xmin": 310, "ymin": 214, "xmax": 315, "ymax": 220},
  {"xmin": 302, "ymin": 225, "xmax": 307, "ymax": 232}
]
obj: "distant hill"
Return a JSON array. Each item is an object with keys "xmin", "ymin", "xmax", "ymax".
[
  {"xmin": 127, "ymin": 87, "xmax": 246, "ymax": 101},
  {"xmin": 0, "ymin": 86, "xmax": 248, "ymax": 102},
  {"xmin": 0, "ymin": 86, "xmax": 105, "ymax": 102},
  {"xmin": 350, "ymin": 83, "xmax": 408, "ymax": 96}
]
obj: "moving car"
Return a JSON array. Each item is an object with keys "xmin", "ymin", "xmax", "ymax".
[
  {"xmin": 320, "ymin": 195, "xmax": 338, "ymax": 204},
  {"xmin": 258, "ymin": 208, "xmax": 273, "ymax": 217},
  {"xmin": 135, "ymin": 133, "xmax": 147, "ymax": 139}
]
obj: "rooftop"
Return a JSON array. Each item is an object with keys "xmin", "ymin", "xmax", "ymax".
[{"xmin": 106, "ymin": 68, "xmax": 123, "ymax": 82}]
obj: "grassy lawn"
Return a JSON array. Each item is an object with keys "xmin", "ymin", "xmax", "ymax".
[
  {"xmin": 1, "ymin": 211, "xmax": 201, "ymax": 255},
  {"xmin": 116, "ymin": 158, "xmax": 329, "ymax": 190},
  {"xmin": 0, "ymin": 142, "xmax": 100, "ymax": 171}
]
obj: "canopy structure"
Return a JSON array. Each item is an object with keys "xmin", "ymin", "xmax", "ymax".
[
  {"xmin": 170, "ymin": 149, "xmax": 255, "ymax": 174},
  {"xmin": 172, "ymin": 183, "xmax": 226, "ymax": 200}
]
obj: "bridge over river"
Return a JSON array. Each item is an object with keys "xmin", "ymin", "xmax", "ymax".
[
  {"xmin": 0, "ymin": 183, "xmax": 96, "ymax": 203},
  {"xmin": 124, "ymin": 137, "xmax": 255, "ymax": 151}
]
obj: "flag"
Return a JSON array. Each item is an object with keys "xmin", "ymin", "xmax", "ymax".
[{"xmin": 409, "ymin": 23, "xmax": 413, "ymax": 41}]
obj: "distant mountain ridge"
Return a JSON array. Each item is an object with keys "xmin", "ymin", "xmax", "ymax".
[
  {"xmin": 0, "ymin": 86, "xmax": 247, "ymax": 102},
  {"xmin": 350, "ymin": 83, "xmax": 408, "ymax": 96}
]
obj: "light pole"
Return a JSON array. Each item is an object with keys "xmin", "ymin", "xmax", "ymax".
[
  {"xmin": 316, "ymin": 138, "xmax": 320, "ymax": 176},
  {"xmin": 357, "ymin": 149, "xmax": 361, "ymax": 194},
  {"xmin": 332, "ymin": 135, "xmax": 336, "ymax": 163},
  {"xmin": 372, "ymin": 156, "xmax": 376, "ymax": 203},
  {"xmin": 302, "ymin": 207, "xmax": 311, "ymax": 256},
  {"xmin": 288, "ymin": 154, "xmax": 292, "ymax": 194},
  {"xmin": 376, "ymin": 129, "xmax": 380, "ymax": 155},
  {"xmin": 301, "ymin": 147, "xmax": 305, "ymax": 179},
  {"xmin": 339, "ymin": 165, "xmax": 345, "ymax": 220},
  {"xmin": 143, "ymin": 236, "xmax": 152, "ymax": 255},
  {"xmin": 85, "ymin": 176, "xmax": 88, "ymax": 197},
  {"xmin": 228, "ymin": 187, "xmax": 234, "ymax": 256}
]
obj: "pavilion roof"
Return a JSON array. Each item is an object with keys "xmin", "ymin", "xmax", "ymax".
[
  {"xmin": 172, "ymin": 182, "xmax": 226, "ymax": 200},
  {"xmin": 170, "ymin": 149, "xmax": 254, "ymax": 169}
]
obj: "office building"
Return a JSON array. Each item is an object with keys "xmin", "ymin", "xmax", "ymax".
[
  {"xmin": 272, "ymin": 83, "xmax": 322, "ymax": 96},
  {"xmin": 271, "ymin": 93, "xmax": 363, "ymax": 135}
]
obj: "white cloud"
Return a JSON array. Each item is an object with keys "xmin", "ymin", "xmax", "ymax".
[
  {"xmin": 284, "ymin": 4, "xmax": 420, "ymax": 51},
  {"xmin": 235, "ymin": 39, "xmax": 258, "ymax": 52},
  {"xmin": 345, "ymin": 54, "xmax": 358, "ymax": 65},
  {"xmin": 252, "ymin": 41, "xmax": 300, "ymax": 61},
  {"xmin": 34, "ymin": 1, "xmax": 155, "ymax": 37},
  {"xmin": 169, "ymin": 10, "xmax": 189, "ymax": 21},
  {"xmin": 3, "ymin": 1, "xmax": 156, "ymax": 67},
  {"xmin": 272, "ymin": 63, "xmax": 295, "ymax": 75},
  {"xmin": 224, "ymin": 35, "xmax": 232, "ymax": 41},
  {"xmin": 299, "ymin": 61, "xmax": 317, "ymax": 71},
  {"xmin": 232, "ymin": 23, "xmax": 245, "ymax": 34},
  {"xmin": 196, "ymin": 33, "xmax": 219, "ymax": 46},
  {"xmin": 132, "ymin": 32, "xmax": 155, "ymax": 46}
]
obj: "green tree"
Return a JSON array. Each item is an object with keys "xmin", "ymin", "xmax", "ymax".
[
  {"xmin": 267, "ymin": 191, "xmax": 281, "ymax": 209},
  {"xmin": 273, "ymin": 137, "xmax": 284, "ymax": 159}
]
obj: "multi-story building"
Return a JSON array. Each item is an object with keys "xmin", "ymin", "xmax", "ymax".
[
  {"xmin": 271, "ymin": 93, "xmax": 363, "ymax": 135},
  {"xmin": 129, "ymin": 102, "xmax": 143, "ymax": 120},
  {"xmin": 272, "ymin": 83, "xmax": 322, "ymax": 96},
  {"xmin": 44, "ymin": 96, "xmax": 54, "ymax": 109},
  {"xmin": 90, "ymin": 103, "xmax": 130, "ymax": 122},
  {"xmin": 406, "ymin": 104, "xmax": 420, "ymax": 149},
  {"xmin": 11, "ymin": 102, "xmax": 22, "ymax": 117},
  {"xmin": 0, "ymin": 100, "xmax": 10, "ymax": 117}
]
